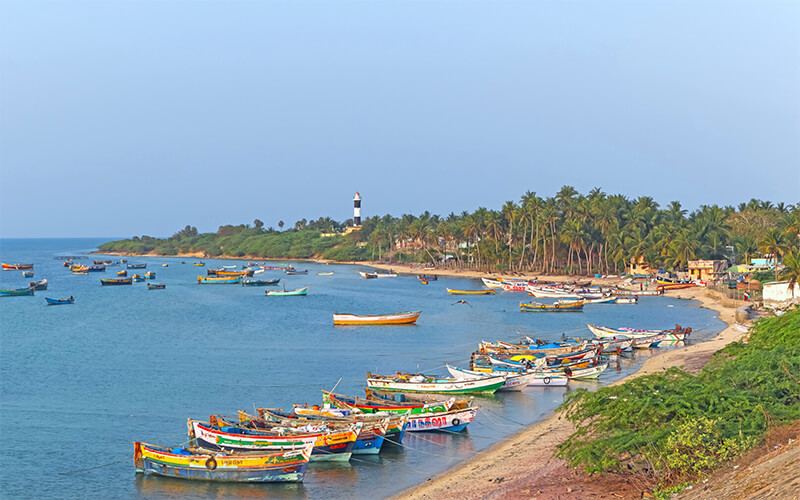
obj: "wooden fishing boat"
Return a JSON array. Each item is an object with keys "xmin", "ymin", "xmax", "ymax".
[
  {"xmin": 2, "ymin": 263, "xmax": 33, "ymax": 271},
  {"xmin": 216, "ymin": 270, "xmax": 253, "ymax": 277},
  {"xmin": 144, "ymin": 272, "xmax": 156, "ymax": 279},
  {"xmin": 0, "ymin": 287, "xmax": 34, "ymax": 296},
  {"xmin": 445, "ymin": 365, "xmax": 538, "ymax": 391},
  {"xmin": 72, "ymin": 270, "xmax": 88, "ymax": 275},
  {"xmin": 359, "ymin": 271, "xmax": 397, "ymax": 279},
  {"xmin": 266, "ymin": 286, "xmax": 309, "ymax": 296},
  {"xmin": 500, "ymin": 282, "xmax": 528, "ymax": 292},
  {"xmin": 366, "ymin": 371, "xmax": 506, "ymax": 394},
  {"xmin": 359, "ymin": 271, "xmax": 378, "ymax": 279},
  {"xmin": 132, "ymin": 274, "xmax": 145, "ymax": 282},
  {"xmin": 116, "ymin": 270, "xmax": 127, "ymax": 277},
  {"xmin": 285, "ymin": 269, "xmax": 308, "ymax": 275},
  {"xmin": 45, "ymin": 296, "xmax": 74, "ymax": 305},
  {"xmin": 611, "ymin": 288, "xmax": 662, "ymax": 296},
  {"xmin": 656, "ymin": 282, "xmax": 697, "ymax": 291},
  {"xmin": 584, "ymin": 296, "xmax": 616, "ymax": 304},
  {"xmin": 403, "ymin": 407, "xmax": 478, "ymax": 432},
  {"xmin": 189, "ymin": 419, "xmax": 359, "ymax": 462},
  {"xmin": 197, "ymin": 276, "xmax": 242, "ymax": 284},
  {"xmin": 587, "ymin": 324, "xmax": 689, "ymax": 341},
  {"xmin": 127, "ymin": 263, "xmax": 147, "ymax": 269},
  {"xmin": 317, "ymin": 272, "xmax": 334, "ymax": 276},
  {"xmin": 161, "ymin": 263, "xmax": 168, "ymax": 267},
  {"xmin": 22, "ymin": 271, "xmax": 34, "ymax": 277},
  {"xmin": 147, "ymin": 283, "xmax": 166, "ymax": 290},
  {"xmin": 478, "ymin": 340, "xmax": 586, "ymax": 356},
  {"xmin": 446, "ymin": 288, "xmax": 495, "ymax": 295},
  {"xmin": 94, "ymin": 260, "xmax": 112, "ymax": 265},
  {"xmin": 288, "ymin": 405, "xmax": 409, "ymax": 447},
  {"xmin": 527, "ymin": 288, "xmax": 581, "ymax": 299},
  {"xmin": 87, "ymin": 265, "xmax": 106, "ymax": 272},
  {"xmin": 332, "ymin": 311, "xmax": 421, "ymax": 326},
  {"xmin": 322, "ymin": 390, "xmax": 453, "ymax": 415},
  {"xmin": 71, "ymin": 265, "xmax": 89, "ymax": 272},
  {"xmin": 520, "ymin": 300, "xmax": 584, "ymax": 312},
  {"xmin": 614, "ymin": 296, "xmax": 638, "ymax": 304},
  {"xmin": 100, "ymin": 277, "xmax": 132, "ymax": 286},
  {"xmin": 193, "ymin": 262, "xmax": 205, "ymax": 267},
  {"xmin": 133, "ymin": 441, "xmax": 313, "ymax": 483},
  {"xmin": 481, "ymin": 277, "xmax": 505, "ymax": 288},
  {"xmin": 418, "ymin": 275, "xmax": 437, "ymax": 281},
  {"xmin": 242, "ymin": 278, "xmax": 280, "ymax": 286},
  {"xmin": 29, "ymin": 279, "xmax": 48, "ymax": 290}
]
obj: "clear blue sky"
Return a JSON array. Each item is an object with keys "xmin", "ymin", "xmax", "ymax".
[{"xmin": 1, "ymin": 0, "xmax": 798, "ymax": 238}]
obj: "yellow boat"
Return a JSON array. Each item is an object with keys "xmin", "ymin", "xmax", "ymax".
[
  {"xmin": 197, "ymin": 275, "xmax": 242, "ymax": 284},
  {"xmin": 194, "ymin": 262, "xmax": 205, "ymax": 267},
  {"xmin": 332, "ymin": 311, "xmax": 421, "ymax": 326},
  {"xmin": 446, "ymin": 288, "xmax": 495, "ymax": 295}
]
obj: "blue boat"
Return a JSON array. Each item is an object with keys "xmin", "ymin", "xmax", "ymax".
[
  {"xmin": 46, "ymin": 297, "xmax": 75, "ymax": 305},
  {"xmin": 0, "ymin": 287, "xmax": 35, "ymax": 297}
]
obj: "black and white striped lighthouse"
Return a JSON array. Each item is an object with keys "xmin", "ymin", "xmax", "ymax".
[{"xmin": 353, "ymin": 192, "xmax": 362, "ymax": 227}]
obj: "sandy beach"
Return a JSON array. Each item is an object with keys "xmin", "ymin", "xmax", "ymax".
[{"xmin": 391, "ymin": 287, "xmax": 745, "ymax": 500}]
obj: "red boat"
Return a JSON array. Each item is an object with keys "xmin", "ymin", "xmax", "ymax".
[{"xmin": 2, "ymin": 263, "xmax": 34, "ymax": 271}]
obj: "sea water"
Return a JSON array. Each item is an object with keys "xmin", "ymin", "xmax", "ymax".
[{"xmin": 0, "ymin": 238, "xmax": 727, "ymax": 499}]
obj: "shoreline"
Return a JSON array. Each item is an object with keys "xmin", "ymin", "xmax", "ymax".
[{"xmin": 391, "ymin": 287, "xmax": 745, "ymax": 500}]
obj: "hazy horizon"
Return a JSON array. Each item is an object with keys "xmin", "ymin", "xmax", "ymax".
[{"xmin": 2, "ymin": 0, "xmax": 798, "ymax": 238}]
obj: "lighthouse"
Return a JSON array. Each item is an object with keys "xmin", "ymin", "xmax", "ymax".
[{"xmin": 353, "ymin": 192, "xmax": 362, "ymax": 227}]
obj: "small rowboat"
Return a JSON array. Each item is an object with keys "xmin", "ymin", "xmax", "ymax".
[
  {"xmin": 242, "ymin": 279, "xmax": 280, "ymax": 286},
  {"xmin": 520, "ymin": 300, "xmax": 584, "ymax": 312},
  {"xmin": 72, "ymin": 271, "xmax": 88, "ymax": 275},
  {"xmin": 446, "ymin": 288, "xmax": 495, "ymax": 295},
  {"xmin": 116, "ymin": 270, "xmax": 127, "ymax": 277},
  {"xmin": 29, "ymin": 279, "xmax": 48, "ymax": 290},
  {"xmin": 46, "ymin": 297, "xmax": 74, "ymax": 305},
  {"xmin": 615, "ymin": 296, "xmax": 638, "ymax": 304},
  {"xmin": 359, "ymin": 271, "xmax": 398, "ymax": 279},
  {"xmin": 147, "ymin": 283, "xmax": 166, "ymax": 290},
  {"xmin": 366, "ymin": 371, "xmax": 506, "ymax": 394},
  {"xmin": 0, "ymin": 287, "xmax": 35, "ymax": 296},
  {"xmin": 285, "ymin": 269, "xmax": 308, "ymax": 275},
  {"xmin": 2, "ymin": 263, "xmax": 34, "ymax": 271},
  {"xmin": 197, "ymin": 276, "xmax": 242, "ymax": 284},
  {"xmin": 132, "ymin": 274, "xmax": 145, "ymax": 282},
  {"xmin": 266, "ymin": 286, "xmax": 310, "ymax": 296},
  {"xmin": 22, "ymin": 271, "xmax": 34, "ymax": 277},
  {"xmin": 317, "ymin": 272, "xmax": 334, "ymax": 276},
  {"xmin": 193, "ymin": 262, "xmax": 205, "ymax": 267},
  {"xmin": 126, "ymin": 263, "xmax": 147, "ymax": 269},
  {"xmin": 133, "ymin": 441, "xmax": 313, "ymax": 483},
  {"xmin": 333, "ymin": 311, "xmax": 421, "ymax": 326},
  {"xmin": 144, "ymin": 272, "xmax": 156, "ymax": 279},
  {"xmin": 161, "ymin": 263, "xmax": 168, "ymax": 267},
  {"xmin": 101, "ymin": 277, "xmax": 132, "ymax": 286}
]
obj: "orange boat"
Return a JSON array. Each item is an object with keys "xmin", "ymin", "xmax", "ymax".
[
  {"xmin": 446, "ymin": 288, "xmax": 495, "ymax": 295},
  {"xmin": 332, "ymin": 311, "xmax": 421, "ymax": 326}
]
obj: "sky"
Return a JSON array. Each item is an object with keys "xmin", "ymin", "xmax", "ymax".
[{"xmin": 1, "ymin": 0, "xmax": 798, "ymax": 238}]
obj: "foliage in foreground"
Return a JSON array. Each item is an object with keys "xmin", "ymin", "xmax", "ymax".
[{"xmin": 555, "ymin": 309, "xmax": 800, "ymax": 487}]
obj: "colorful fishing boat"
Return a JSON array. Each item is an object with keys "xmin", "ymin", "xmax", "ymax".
[
  {"xmin": 583, "ymin": 296, "xmax": 617, "ymax": 304},
  {"xmin": 403, "ymin": 407, "xmax": 478, "ymax": 432},
  {"xmin": 161, "ymin": 263, "xmax": 168, "ymax": 267},
  {"xmin": 359, "ymin": 271, "xmax": 398, "ymax": 279},
  {"xmin": 321, "ymin": 390, "xmax": 453, "ymax": 415},
  {"xmin": 288, "ymin": 405, "xmax": 409, "ymax": 447},
  {"xmin": 587, "ymin": 324, "xmax": 690, "ymax": 341},
  {"xmin": 242, "ymin": 278, "xmax": 280, "ymax": 286},
  {"xmin": 520, "ymin": 300, "xmax": 584, "ymax": 312},
  {"xmin": 132, "ymin": 274, "xmax": 145, "ymax": 282},
  {"xmin": 2, "ymin": 263, "xmax": 34, "ymax": 271},
  {"xmin": 144, "ymin": 272, "xmax": 156, "ymax": 279},
  {"xmin": 70, "ymin": 265, "xmax": 89, "ymax": 272},
  {"xmin": 445, "ymin": 365, "xmax": 538, "ymax": 391},
  {"xmin": 193, "ymin": 262, "xmax": 205, "ymax": 267},
  {"xmin": 147, "ymin": 283, "xmax": 166, "ymax": 290},
  {"xmin": 197, "ymin": 276, "xmax": 242, "ymax": 284},
  {"xmin": 614, "ymin": 296, "xmax": 638, "ymax": 304},
  {"xmin": 116, "ymin": 270, "xmax": 127, "ymax": 277},
  {"xmin": 22, "ymin": 271, "xmax": 34, "ymax": 277},
  {"xmin": 332, "ymin": 311, "xmax": 421, "ymax": 326},
  {"xmin": 127, "ymin": 263, "xmax": 147, "ymax": 269},
  {"xmin": 266, "ymin": 286, "xmax": 310, "ymax": 296},
  {"xmin": 87, "ymin": 264, "xmax": 106, "ymax": 272},
  {"xmin": 133, "ymin": 441, "xmax": 313, "ymax": 483},
  {"xmin": 0, "ymin": 287, "xmax": 35, "ymax": 296},
  {"xmin": 45, "ymin": 296, "xmax": 74, "ymax": 305},
  {"xmin": 526, "ymin": 288, "xmax": 581, "ymax": 299},
  {"xmin": 656, "ymin": 282, "xmax": 697, "ymax": 291},
  {"xmin": 100, "ymin": 277, "xmax": 133, "ymax": 286},
  {"xmin": 29, "ymin": 279, "xmax": 48, "ymax": 290},
  {"xmin": 216, "ymin": 270, "xmax": 253, "ymax": 277},
  {"xmin": 366, "ymin": 371, "xmax": 506, "ymax": 394},
  {"xmin": 446, "ymin": 288, "xmax": 495, "ymax": 295},
  {"xmin": 611, "ymin": 288, "xmax": 662, "ymax": 296}
]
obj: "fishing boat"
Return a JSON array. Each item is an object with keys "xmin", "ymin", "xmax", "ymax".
[
  {"xmin": 100, "ymin": 277, "xmax": 133, "ymax": 286},
  {"xmin": 132, "ymin": 274, "xmax": 145, "ymax": 282},
  {"xmin": 161, "ymin": 263, "xmax": 168, "ymax": 267},
  {"xmin": 527, "ymin": 373, "xmax": 570, "ymax": 386},
  {"xmin": 127, "ymin": 263, "xmax": 147, "ymax": 269},
  {"xmin": 193, "ymin": 262, "xmax": 205, "ymax": 267},
  {"xmin": 366, "ymin": 371, "xmax": 506, "ymax": 394},
  {"xmin": 116, "ymin": 270, "xmax": 127, "ymax": 277},
  {"xmin": 322, "ymin": 390, "xmax": 453, "ymax": 415},
  {"xmin": 418, "ymin": 275, "xmax": 438, "ymax": 281},
  {"xmin": 197, "ymin": 276, "xmax": 242, "ymax": 284},
  {"xmin": 144, "ymin": 272, "xmax": 156, "ymax": 279},
  {"xmin": 481, "ymin": 277, "xmax": 506, "ymax": 288},
  {"xmin": 445, "ymin": 365, "xmax": 538, "ymax": 391},
  {"xmin": 87, "ymin": 265, "xmax": 106, "ymax": 272},
  {"xmin": 222, "ymin": 265, "xmax": 237, "ymax": 269},
  {"xmin": 133, "ymin": 441, "xmax": 313, "ymax": 483},
  {"xmin": 446, "ymin": 288, "xmax": 495, "ymax": 295},
  {"xmin": 359, "ymin": 271, "xmax": 378, "ymax": 279},
  {"xmin": 285, "ymin": 269, "xmax": 308, "ymax": 275},
  {"xmin": 289, "ymin": 404, "xmax": 409, "ymax": 446},
  {"xmin": 614, "ymin": 296, "xmax": 638, "ymax": 304},
  {"xmin": 266, "ymin": 286, "xmax": 310, "ymax": 296},
  {"xmin": 22, "ymin": 271, "xmax": 34, "ymax": 277},
  {"xmin": 526, "ymin": 288, "xmax": 581, "ymax": 299},
  {"xmin": 242, "ymin": 278, "xmax": 280, "ymax": 286},
  {"xmin": 317, "ymin": 272, "xmax": 334, "ymax": 276},
  {"xmin": 147, "ymin": 283, "xmax": 166, "ymax": 290},
  {"xmin": 403, "ymin": 407, "xmax": 478, "ymax": 432},
  {"xmin": 359, "ymin": 271, "xmax": 398, "ymax": 279},
  {"xmin": 611, "ymin": 288, "xmax": 662, "ymax": 296},
  {"xmin": 520, "ymin": 300, "xmax": 584, "ymax": 312},
  {"xmin": 72, "ymin": 270, "xmax": 88, "ymax": 275},
  {"xmin": 29, "ymin": 279, "xmax": 48, "ymax": 291},
  {"xmin": 45, "ymin": 296, "xmax": 74, "ymax": 305},
  {"xmin": 583, "ymin": 296, "xmax": 616, "ymax": 304},
  {"xmin": 332, "ymin": 311, "xmax": 421, "ymax": 326},
  {"xmin": 94, "ymin": 260, "xmax": 112, "ymax": 265},
  {"xmin": 216, "ymin": 270, "xmax": 253, "ymax": 277},
  {"xmin": 587, "ymin": 324, "xmax": 690, "ymax": 341},
  {"xmin": 0, "ymin": 287, "xmax": 35, "ymax": 296},
  {"xmin": 2, "ymin": 263, "xmax": 33, "ymax": 271},
  {"xmin": 657, "ymin": 282, "xmax": 697, "ymax": 291}
]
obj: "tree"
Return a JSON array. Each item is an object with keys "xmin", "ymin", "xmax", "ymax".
[
  {"xmin": 779, "ymin": 251, "xmax": 800, "ymax": 298},
  {"xmin": 254, "ymin": 219, "xmax": 264, "ymax": 229},
  {"xmin": 278, "ymin": 220, "xmax": 285, "ymax": 230}
]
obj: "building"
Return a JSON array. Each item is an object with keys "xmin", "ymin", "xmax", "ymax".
[
  {"xmin": 763, "ymin": 281, "xmax": 800, "ymax": 303},
  {"xmin": 687, "ymin": 260, "xmax": 729, "ymax": 281},
  {"xmin": 627, "ymin": 256, "xmax": 650, "ymax": 275}
]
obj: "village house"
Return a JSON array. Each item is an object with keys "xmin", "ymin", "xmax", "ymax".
[{"xmin": 687, "ymin": 260, "xmax": 729, "ymax": 281}]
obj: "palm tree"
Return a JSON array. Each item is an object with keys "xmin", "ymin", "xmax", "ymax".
[
  {"xmin": 778, "ymin": 251, "xmax": 800, "ymax": 298},
  {"xmin": 759, "ymin": 228, "xmax": 788, "ymax": 271}
]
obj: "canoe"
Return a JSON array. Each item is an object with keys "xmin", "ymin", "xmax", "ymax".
[
  {"xmin": 133, "ymin": 441, "xmax": 313, "ymax": 483},
  {"xmin": 193, "ymin": 262, "xmax": 205, "ymax": 267},
  {"xmin": 29, "ymin": 279, "xmax": 48, "ymax": 290},
  {"xmin": 520, "ymin": 300, "xmax": 584, "ymax": 312},
  {"xmin": 45, "ymin": 297, "xmax": 74, "ymax": 305},
  {"xmin": 445, "ymin": 365, "xmax": 538, "ymax": 391},
  {"xmin": 22, "ymin": 271, "xmax": 34, "ymax": 277},
  {"xmin": 2, "ymin": 263, "xmax": 33, "ymax": 270},
  {"xmin": 332, "ymin": 311, "xmax": 421, "ymax": 326},
  {"xmin": 446, "ymin": 289, "xmax": 495, "ymax": 295},
  {"xmin": 0, "ymin": 287, "xmax": 35, "ymax": 296},
  {"xmin": 197, "ymin": 276, "xmax": 242, "ymax": 284},
  {"xmin": 266, "ymin": 286, "xmax": 310, "ymax": 296},
  {"xmin": 147, "ymin": 283, "xmax": 166, "ymax": 290},
  {"xmin": 317, "ymin": 272, "xmax": 334, "ymax": 276},
  {"xmin": 242, "ymin": 279, "xmax": 280, "ymax": 286},
  {"xmin": 126, "ymin": 263, "xmax": 147, "ymax": 269},
  {"xmin": 366, "ymin": 371, "xmax": 506, "ymax": 394},
  {"xmin": 144, "ymin": 272, "xmax": 156, "ymax": 279},
  {"xmin": 285, "ymin": 270, "xmax": 308, "ymax": 275},
  {"xmin": 100, "ymin": 277, "xmax": 132, "ymax": 286},
  {"xmin": 189, "ymin": 419, "xmax": 359, "ymax": 462}
]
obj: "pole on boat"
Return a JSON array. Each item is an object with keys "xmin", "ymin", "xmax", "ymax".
[{"xmin": 329, "ymin": 377, "xmax": 343, "ymax": 395}]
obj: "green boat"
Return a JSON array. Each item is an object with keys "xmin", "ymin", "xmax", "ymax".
[
  {"xmin": 266, "ymin": 286, "xmax": 309, "ymax": 296},
  {"xmin": 366, "ymin": 371, "xmax": 506, "ymax": 394},
  {"xmin": 0, "ymin": 287, "xmax": 35, "ymax": 297}
]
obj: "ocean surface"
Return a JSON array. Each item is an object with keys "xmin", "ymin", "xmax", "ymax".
[{"xmin": 0, "ymin": 238, "xmax": 727, "ymax": 499}]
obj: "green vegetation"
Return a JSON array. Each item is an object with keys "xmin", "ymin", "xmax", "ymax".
[
  {"xmin": 98, "ymin": 190, "xmax": 799, "ymax": 270},
  {"xmin": 555, "ymin": 309, "xmax": 800, "ymax": 489}
]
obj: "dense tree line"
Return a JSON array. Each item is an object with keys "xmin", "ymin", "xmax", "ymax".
[{"xmin": 99, "ymin": 187, "xmax": 799, "ymax": 276}]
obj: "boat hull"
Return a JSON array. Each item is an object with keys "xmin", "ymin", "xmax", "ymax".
[
  {"xmin": 366, "ymin": 373, "xmax": 506, "ymax": 394},
  {"xmin": 333, "ymin": 311, "xmax": 421, "ymax": 325},
  {"xmin": 405, "ymin": 407, "xmax": 477, "ymax": 432}
]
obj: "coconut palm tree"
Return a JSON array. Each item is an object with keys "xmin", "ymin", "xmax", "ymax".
[{"xmin": 778, "ymin": 251, "xmax": 800, "ymax": 298}]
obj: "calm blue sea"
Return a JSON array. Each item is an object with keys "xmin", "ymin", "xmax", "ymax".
[{"xmin": 0, "ymin": 238, "xmax": 727, "ymax": 499}]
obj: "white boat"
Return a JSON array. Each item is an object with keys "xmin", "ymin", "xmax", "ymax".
[
  {"xmin": 366, "ymin": 372, "xmax": 507, "ymax": 394},
  {"xmin": 526, "ymin": 287, "xmax": 581, "ymax": 299},
  {"xmin": 614, "ymin": 296, "xmax": 638, "ymax": 304},
  {"xmin": 405, "ymin": 407, "xmax": 478, "ymax": 432},
  {"xmin": 445, "ymin": 365, "xmax": 538, "ymax": 391},
  {"xmin": 332, "ymin": 311, "xmax": 421, "ymax": 326},
  {"xmin": 588, "ymin": 324, "xmax": 687, "ymax": 341},
  {"xmin": 583, "ymin": 296, "xmax": 616, "ymax": 304},
  {"xmin": 527, "ymin": 373, "xmax": 570, "ymax": 386},
  {"xmin": 359, "ymin": 271, "xmax": 398, "ymax": 279},
  {"xmin": 481, "ymin": 277, "xmax": 505, "ymax": 288}
]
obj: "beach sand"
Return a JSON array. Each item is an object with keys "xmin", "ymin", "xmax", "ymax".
[{"xmin": 391, "ymin": 288, "xmax": 745, "ymax": 500}]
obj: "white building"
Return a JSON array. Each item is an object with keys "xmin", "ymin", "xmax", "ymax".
[{"xmin": 763, "ymin": 281, "xmax": 800, "ymax": 303}]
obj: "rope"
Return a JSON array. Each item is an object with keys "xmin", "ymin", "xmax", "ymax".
[
  {"xmin": 478, "ymin": 407, "xmax": 529, "ymax": 427},
  {"xmin": 58, "ymin": 458, "xmax": 128, "ymax": 475}
]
